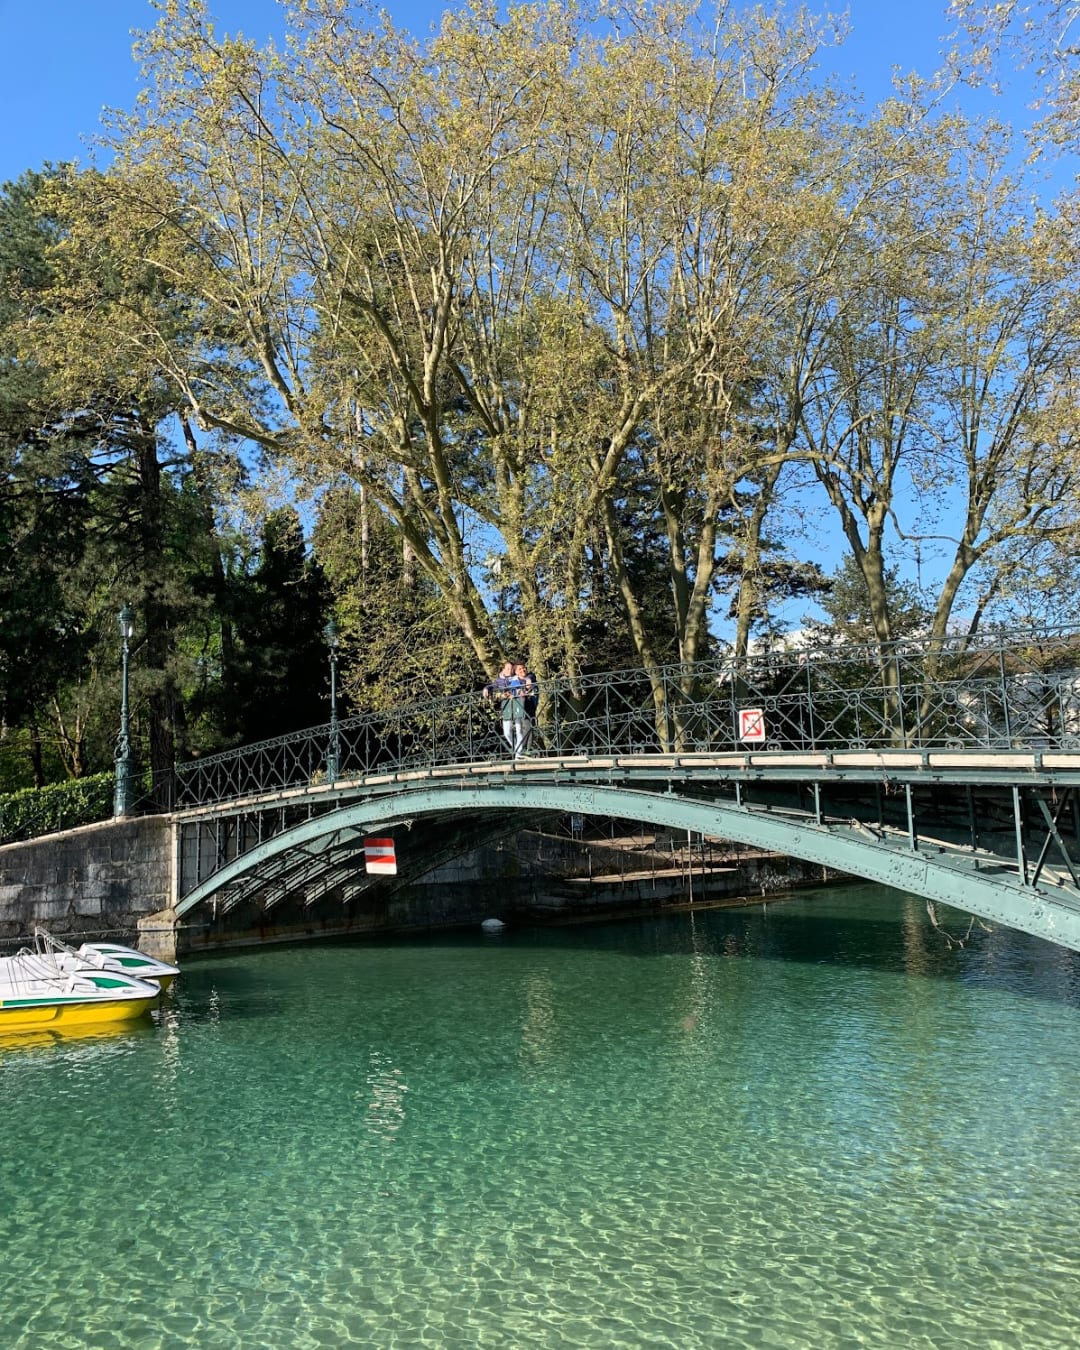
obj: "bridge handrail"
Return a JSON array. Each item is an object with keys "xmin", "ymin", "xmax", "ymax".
[{"xmin": 171, "ymin": 629, "xmax": 1080, "ymax": 810}]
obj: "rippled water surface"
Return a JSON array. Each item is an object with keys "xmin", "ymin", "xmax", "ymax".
[{"xmin": 2, "ymin": 885, "xmax": 1080, "ymax": 1348}]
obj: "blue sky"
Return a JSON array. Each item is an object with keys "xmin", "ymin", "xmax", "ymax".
[{"xmin": 0, "ymin": 0, "xmax": 985, "ymax": 188}]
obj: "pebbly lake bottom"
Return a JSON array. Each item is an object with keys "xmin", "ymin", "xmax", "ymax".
[{"xmin": 0, "ymin": 883, "xmax": 1079, "ymax": 1349}]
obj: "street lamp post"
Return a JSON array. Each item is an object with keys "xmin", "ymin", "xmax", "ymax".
[
  {"xmin": 114, "ymin": 604, "xmax": 135, "ymax": 817},
  {"xmin": 325, "ymin": 618, "xmax": 340, "ymax": 786}
]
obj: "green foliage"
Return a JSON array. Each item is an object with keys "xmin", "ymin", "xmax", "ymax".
[
  {"xmin": 0, "ymin": 771, "xmax": 112, "ymax": 843},
  {"xmin": 210, "ymin": 506, "xmax": 333, "ymax": 741},
  {"xmin": 312, "ymin": 489, "xmax": 483, "ymax": 709},
  {"xmin": 0, "ymin": 172, "xmax": 98, "ymax": 781},
  {"xmin": 807, "ymin": 555, "xmax": 931, "ymax": 647},
  {"xmin": 2, "ymin": 1, "xmax": 1079, "ymax": 785},
  {"xmin": 0, "ymin": 167, "xmax": 256, "ymax": 792}
]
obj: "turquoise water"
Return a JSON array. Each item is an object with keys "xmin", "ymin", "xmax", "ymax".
[{"xmin": 2, "ymin": 885, "xmax": 1080, "ymax": 1348}]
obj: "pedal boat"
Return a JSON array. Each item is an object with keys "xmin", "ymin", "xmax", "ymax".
[
  {"xmin": 32, "ymin": 930, "xmax": 180, "ymax": 991},
  {"xmin": 0, "ymin": 950, "xmax": 161, "ymax": 1034},
  {"xmin": 71, "ymin": 941, "xmax": 180, "ymax": 991}
]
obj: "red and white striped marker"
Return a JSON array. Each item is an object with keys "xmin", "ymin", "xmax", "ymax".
[{"xmin": 364, "ymin": 837, "xmax": 397, "ymax": 875}]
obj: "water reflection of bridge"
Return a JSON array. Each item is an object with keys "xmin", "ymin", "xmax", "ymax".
[{"xmin": 171, "ymin": 633, "xmax": 1080, "ymax": 952}]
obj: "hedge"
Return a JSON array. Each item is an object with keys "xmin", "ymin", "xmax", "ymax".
[{"xmin": 0, "ymin": 772, "xmax": 115, "ymax": 844}]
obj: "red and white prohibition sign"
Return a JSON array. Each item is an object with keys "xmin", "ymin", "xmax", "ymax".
[
  {"xmin": 737, "ymin": 708, "xmax": 766, "ymax": 743},
  {"xmin": 364, "ymin": 838, "xmax": 398, "ymax": 875}
]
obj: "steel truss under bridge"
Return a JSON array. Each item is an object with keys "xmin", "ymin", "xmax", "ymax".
[{"xmin": 173, "ymin": 748, "xmax": 1080, "ymax": 952}]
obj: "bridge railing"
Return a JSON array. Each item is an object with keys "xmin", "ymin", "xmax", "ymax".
[{"xmin": 173, "ymin": 630, "xmax": 1080, "ymax": 809}]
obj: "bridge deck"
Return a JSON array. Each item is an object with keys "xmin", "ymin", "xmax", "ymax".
[{"xmin": 172, "ymin": 748, "xmax": 1080, "ymax": 823}]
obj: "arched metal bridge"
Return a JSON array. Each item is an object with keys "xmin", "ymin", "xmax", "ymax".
[{"xmin": 171, "ymin": 631, "xmax": 1080, "ymax": 951}]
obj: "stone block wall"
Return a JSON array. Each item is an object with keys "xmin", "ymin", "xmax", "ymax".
[{"xmin": 0, "ymin": 816, "xmax": 172, "ymax": 945}]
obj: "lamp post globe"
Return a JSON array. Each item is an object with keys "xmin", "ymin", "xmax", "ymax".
[
  {"xmin": 114, "ymin": 604, "xmax": 135, "ymax": 817},
  {"xmin": 325, "ymin": 618, "xmax": 340, "ymax": 785}
]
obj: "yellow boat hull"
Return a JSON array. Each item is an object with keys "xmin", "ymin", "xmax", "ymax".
[{"xmin": 0, "ymin": 993, "xmax": 159, "ymax": 1034}]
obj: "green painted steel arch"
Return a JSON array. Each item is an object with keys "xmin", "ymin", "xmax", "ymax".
[{"xmin": 174, "ymin": 782, "xmax": 1080, "ymax": 952}]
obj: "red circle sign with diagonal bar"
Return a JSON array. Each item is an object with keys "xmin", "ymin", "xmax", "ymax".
[{"xmin": 738, "ymin": 708, "xmax": 766, "ymax": 743}]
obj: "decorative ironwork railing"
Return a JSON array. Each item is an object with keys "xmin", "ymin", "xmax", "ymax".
[{"xmin": 173, "ymin": 630, "xmax": 1080, "ymax": 810}]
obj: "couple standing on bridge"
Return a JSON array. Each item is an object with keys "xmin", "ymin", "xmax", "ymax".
[{"xmin": 482, "ymin": 661, "xmax": 538, "ymax": 760}]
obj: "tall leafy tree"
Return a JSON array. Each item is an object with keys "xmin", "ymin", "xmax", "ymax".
[
  {"xmin": 4, "ymin": 167, "xmax": 247, "ymax": 802},
  {"xmin": 86, "ymin": 0, "xmax": 845, "ymax": 699},
  {"xmin": 795, "ymin": 104, "xmax": 1080, "ymax": 661},
  {"xmin": 0, "ymin": 171, "xmax": 101, "ymax": 785}
]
